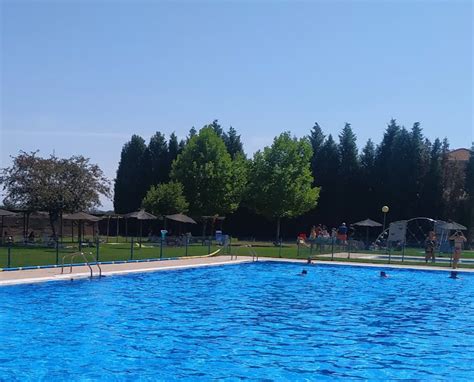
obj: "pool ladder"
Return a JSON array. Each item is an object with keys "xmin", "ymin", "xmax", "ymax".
[
  {"xmin": 232, "ymin": 244, "xmax": 258, "ymax": 262},
  {"xmin": 61, "ymin": 252, "xmax": 102, "ymax": 279}
]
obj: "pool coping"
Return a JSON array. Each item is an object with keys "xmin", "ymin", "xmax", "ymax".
[{"xmin": 1, "ymin": 256, "xmax": 472, "ymax": 286}]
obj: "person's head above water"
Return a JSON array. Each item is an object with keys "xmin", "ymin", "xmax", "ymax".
[
  {"xmin": 301, "ymin": 269, "xmax": 308, "ymax": 275},
  {"xmin": 380, "ymin": 271, "xmax": 388, "ymax": 278},
  {"xmin": 449, "ymin": 271, "xmax": 458, "ymax": 279}
]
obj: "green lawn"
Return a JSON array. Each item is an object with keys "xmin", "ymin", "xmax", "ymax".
[
  {"xmin": 0, "ymin": 241, "xmax": 220, "ymax": 268},
  {"xmin": 1, "ymin": 238, "xmax": 473, "ymax": 269}
]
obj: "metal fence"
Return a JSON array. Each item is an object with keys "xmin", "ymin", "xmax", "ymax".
[{"xmin": 0, "ymin": 235, "xmax": 229, "ymax": 269}]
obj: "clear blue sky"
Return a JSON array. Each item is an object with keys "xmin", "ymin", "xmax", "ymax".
[{"xmin": 1, "ymin": 1, "xmax": 473, "ymax": 210}]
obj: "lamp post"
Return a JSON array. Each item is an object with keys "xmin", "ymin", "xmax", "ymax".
[{"xmin": 382, "ymin": 205, "xmax": 389, "ymax": 233}]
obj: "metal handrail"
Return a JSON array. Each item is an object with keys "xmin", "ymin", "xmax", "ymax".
[
  {"xmin": 241, "ymin": 244, "xmax": 258, "ymax": 261},
  {"xmin": 60, "ymin": 251, "xmax": 101, "ymax": 278}
]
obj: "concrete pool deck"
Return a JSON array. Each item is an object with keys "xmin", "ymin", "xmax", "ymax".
[{"xmin": 1, "ymin": 255, "xmax": 473, "ymax": 286}]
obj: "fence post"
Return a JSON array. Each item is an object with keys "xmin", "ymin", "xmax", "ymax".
[
  {"xmin": 297, "ymin": 240, "xmax": 300, "ymax": 257},
  {"xmin": 7, "ymin": 244, "xmax": 11, "ymax": 268},
  {"xmin": 401, "ymin": 243, "xmax": 405, "ymax": 263},
  {"xmin": 185, "ymin": 237, "xmax": 188, "ymax": 257},
  {"xmin": 331, "ymin": 238, "xmax": 334, "ymax": 261},
  {"xmin": 131, "ymin": 237, "xmax": 134, "ymax": 260},
  {"xmin": 388, "ymin": 243, "xmax": 392, "ymax": 264},
  {"xmin": 96, "ymin": 237, "xmax": 100, "ymax": 262},
  {"xmin": 208, "ymin": 236, "xmax": 211, "ymax": 255},
  {"xmin": 160, "ymin": 237, "xmax": 163, "ymax": 260},
  {"xmin": 347, "ymin": 240, "xmax": 351, "ymax": 259},
  {"xmin": 55, "ymin": 239, "xmax": 59, "ymax": 265}
]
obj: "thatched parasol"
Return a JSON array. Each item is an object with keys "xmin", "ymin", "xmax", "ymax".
[
  {"xmin": 124, "ymin": 209, "xmax": 158, "ymax": 245},
  {"xmin": 353, "ymin": 218, "xmax": 383, "ymax": 246},
  {"xmin": 63, "ymin": 212, "xmax": 102, "ymax": 244},
  {"xmin": 0, "ymin": 209, "xmax": 17, "ymax": 244}
]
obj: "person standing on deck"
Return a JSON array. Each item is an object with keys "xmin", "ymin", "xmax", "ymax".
[{"xmin": 449, "ymin": 231, "xmax": 467, "ymax": 269}]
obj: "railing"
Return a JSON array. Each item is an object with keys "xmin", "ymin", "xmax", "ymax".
[{"xmin": 61, "ymin": 252, "xmax": 102, "ymax": 278}]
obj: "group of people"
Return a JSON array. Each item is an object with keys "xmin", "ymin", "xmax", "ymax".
[
  {"xmin": 298, "ymin": 223, "xmax": 349, "ymax": 244},
  {"xmin": 424, "ymin": 230, "xmax": 467, "ymax": 268}
]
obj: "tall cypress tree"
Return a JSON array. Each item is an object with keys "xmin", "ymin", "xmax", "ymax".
[
  {"xmin": 375, "ymin": 119, "xmax": 401, "ymax": 216},
  {"xmin": 114, "ymin": 135, "xmax": 147, "ymax": 213},
  {"xmin": 167, "ymin": 133, "xmax": 180, "ymax": 173},
  {"xmin": 147, "ymin": 132, "xmax": 169, "ymax": 185},
  {"xmin": 421, "ymin": 138, "xmax": 443, "ymax": 217},
  {"xmin": 308, "ymin": 122, "xmax": 325, "ymax": 185},
  {"xmin": 338, "ymin": 123, "xmax": 360, "ymax": 219},
  {"xmin": 359, "ymin": 139, "xmax": 376, "ymax": 217},
  {"xmin": 187, "ymin": 127, "xmax": 197, "ymax": 143},
  {"xmin": 315, "ymin": 134, "xmax": 340, "ymax": 225},
  {"xmin": 223, "ymin": 126, "xmax": 244, "ymax": 159},
  {"xmin": 407, "ymin": 122, "xmax": 430, "ymax": 215}
]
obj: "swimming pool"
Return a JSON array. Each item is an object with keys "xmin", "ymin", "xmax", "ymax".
[{"xmin": 1, "ymin": 262, "xmax": 473, "ymax": 380}]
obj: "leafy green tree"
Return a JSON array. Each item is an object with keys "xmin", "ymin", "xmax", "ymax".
[
  {"xmin": 171, "ymin": 127, "xmax": 247, "ymax": 216},
  {"xmin": 223, "ymin": 126, "xmax": 244, "ymax": 159},
  {"xmin": 1, "ymin": 151, "xmax": 111, "ymax": 235},
  {"xmin": 246, "ymin": 132, "xmax": 319, "ymax": 240},
  {"xmin": 114, "ymin": 135, "xmax": 147, "ymax": 213},
  {"xmin": 142, "ymin": 181, "xmax": 189, "ymax": 216}
]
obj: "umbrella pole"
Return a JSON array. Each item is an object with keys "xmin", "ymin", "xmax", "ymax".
[
  {"xmin": 125, "ymin": 219, "xmax": 128, "ymax": 242},
  {"xmin": 106, "ymin": 216, "xmax": 110, "ymax": 243},
  {"xmin": 366, "ymin": 227, "xmax": 369, "ymax": 249},
  {"xmin": 1, "ymin": 216, "xmax": 4, "ymax": 245},
  {"xmin": 140, "ymin": 221, "xmax": 142, "ymax": 248},
  {"xmin": 116, "ymin": 217, "xmax": 119, "ymax": 243}
]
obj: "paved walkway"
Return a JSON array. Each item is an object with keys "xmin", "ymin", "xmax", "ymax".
[
  {"xmin": 1, "ymin": 255, "xmax": 472, "ymax": 287},
  {"xmin": 0, "ymin": 256, "xmax": 253, "ymax": 286}
]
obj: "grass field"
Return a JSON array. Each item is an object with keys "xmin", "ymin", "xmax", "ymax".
[
  {"xmin": 1, "ymin": 237, "xmax": 473, "ymax": 269},
  {"xmin": 0, "ymin": 240, "xmax": 220, "ymax": 268}
]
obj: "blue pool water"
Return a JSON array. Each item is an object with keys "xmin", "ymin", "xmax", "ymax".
[{"xmin": 1, "ymin": 262, "xmax": 474, "ymax": 380}]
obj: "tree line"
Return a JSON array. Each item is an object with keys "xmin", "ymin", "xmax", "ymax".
[{"xmin": 114, "ymin": 119, "xmax": 473, "ymax": 240}]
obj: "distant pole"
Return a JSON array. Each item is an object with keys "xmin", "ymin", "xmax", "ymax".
[
  {"xmin": 382, "ymin": 206, "xmax": 390, "ymax": 233},
  {"xmin": 7, "ymin": 242, "xmax": 12, "ymax": 268},
  {"xmin": 160, "ymin": 237, "xmax": 163, "ymax": 260},
  {"xmin": 55, "ymin": 239, "xmax": 59, "ymax": 265},
  {"xmin": 116, "ymin": 216, "xmax": 119, "ymax": 243},
  {"xmin": 96, "ymin": 236, "xmax": 100, "ymax": 262}
]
